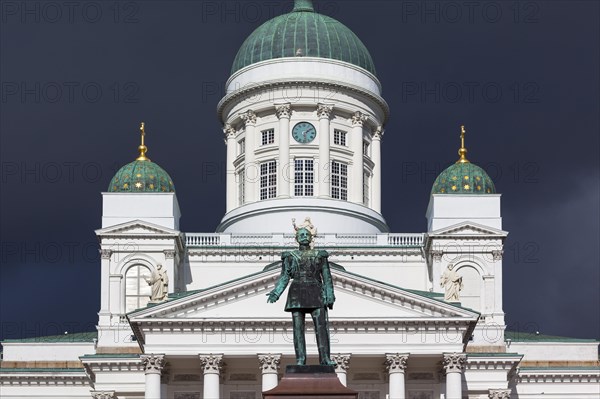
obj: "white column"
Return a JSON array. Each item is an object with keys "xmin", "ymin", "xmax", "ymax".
[
  {"xmin": 385, "ymin": 353, "xmax": 408, "ymax": 399},
  {"xmin": 331, "ymin": 353, "xmax": 351, "ymax": 386},
  {"xmin": 91, "ymin": 391, "xmax": 116, "ymax": 399},
  {"xmin": 258, "ymin": 353, "xmax": 281, "ymax": 391},
  {"xmin": 489, "ymin": 389, "xmax": 511, "ymax": 399},
  {"xmin": 241, "ymin": 110, "xmax": 257, "ymax": 203},
  {"xmin": 276, "ymin": 104, "xmax": 291, "ymax": 197},
  {"xmin": 98, "ymin": 249, "xmax": 111, "ymax": 325},
  {"xmin": 141, "ymin": 354, "xmax": 165, "ymax": 399},
  {"xmin": 317, "ymin": 104, "xmax": 333, "ymax": 198},
  {"xmin": 224, "ymin": 124, "xmax": 237, "ymax": 212},
  {"xmin": 443, "ymin": 353, "xmax": 466, "ymax": 399},
  {"xmin": 200, "ymin": 354, "xmax": 223, "ymax": 399},
  {"xmin": 350, "ymin": 111, "xmax": 367, "ymax": 203},
  {"xmin": 163, "ymin": 250, "xmax": 176, "ymax": 293},
  {"xmin": 370, "ymin": 126, "xmax": 383, "ymax": 213}
]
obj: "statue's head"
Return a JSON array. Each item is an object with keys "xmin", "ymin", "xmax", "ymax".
[
  {"xmin": 296, "ymin": 227, "xmax": 313, "ymax": 245},
  {"xmin": 448, "ymin": 263, "xmax": 454, "ymax": 270}
]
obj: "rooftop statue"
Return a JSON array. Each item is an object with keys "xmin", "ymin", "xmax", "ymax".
[{"xmin": 267, "ymin": 222, "xmax": 336, "ymax": 366}]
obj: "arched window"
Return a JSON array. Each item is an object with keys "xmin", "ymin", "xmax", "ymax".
[
  {"xmin": 125, "ymin": 265, "xmax": 152, "ymax": 312},
  {"xmin": 457, "ymin": 265, "xmax": 482, "ymax": 312}
]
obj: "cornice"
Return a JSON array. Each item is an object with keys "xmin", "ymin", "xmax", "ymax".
[{"xmin": 218, "ymin": 78, "xmax": 390, "ymax": 125}]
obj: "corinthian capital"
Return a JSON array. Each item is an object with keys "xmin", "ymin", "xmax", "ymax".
[
  {"xmin": 385, "ymin": 353, "xmax": 409, "ymax": 373},
  {"xmin": 372, "ymin": 125, "xmax": 384, "ymax": 139},
  {"xmin": 489, "ymin": 389, "xmax": 511, "ymax": 399},
  {"xmin": 442, "ymin": 353, "xmax": 466, "ymax": 373},
  {"xmin": 99, "ymin": 249, "xmax": 112, "ymax": 260},
  {"xmin": 258, "ymin": 353, "xmax": 281, "ymax": 373},
  {"xmin": 331, "ymin": 353, "xmax": 351, "ymax": 372},
  {"xmin": 317, "ymin": 103, "xmax": 334, "ymax": 119},
  {"xmin": 275, "ymin": 104, "xmax": 292, "ymax": 119},
  {"xmin": 492, "ymin": 250, "xmax": 504, "ymax": 261},
  {"xmin": 223, "ymin": 123, "xmax": 236, "ymax": 140},
  {"xmin": 351, "ymin": 111, "xmax": 368, "ymax": 127},
  {"xmin": 430, "ymin": 250, "xmax": 443, "ymax": 262},
  {"xmin": 141, "ymin": 354, "xmax": 165, "ymax": 374},
  {"xmin": 199, "ymin": 354, "xmax": 224, "ymax": 374},
  {"xmin": 91, "ymin": 392, "xmax": 116, "ymax": 399},
  {"xmin": 240, "ymin": 110, "xmax": 257, "ymax": 126}
]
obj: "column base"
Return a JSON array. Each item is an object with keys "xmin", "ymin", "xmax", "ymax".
[{"xmin": 263, "ymin": 365, "xmax": 357, "ymax": 398}]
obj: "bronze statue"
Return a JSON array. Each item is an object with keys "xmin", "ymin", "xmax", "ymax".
[{"xmin": 267, "ymin": 226, "xmax": 336, "ymax": 366}]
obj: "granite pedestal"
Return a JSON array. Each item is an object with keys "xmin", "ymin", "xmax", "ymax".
[{"xmin": 263, "ymin": 365, "xmax": 358, "ymax": 399}]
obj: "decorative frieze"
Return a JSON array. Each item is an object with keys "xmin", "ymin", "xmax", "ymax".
[
  {"xmin": 317, "ymin": 103, "xmax": 334, "ymax": 119},
  {"xmin": 275, "ymin": 104, "xmax": 292, "ymax": 119},
  {"xmin": 141, "ymin": 354, "xmax": 165, "ymax": 374},
  {"xmin": 199, "ymin": 354, "xmax": 224, "ymax": 374},
  {"xmin": 331, "ymin": 353, "xmax": 351, "ymax": 373},
  {"xmin": 258, "ymin": 353, "xmax": 281, "ymax": 373},
  {"xmin": 351, "ymin": 111, "xmax": 368, "ymax": 127},
  {"xmin": 385, "ymin": 353, "xmax": 409, "ymax": 373},
  {"xmin": 489, "ymin": 389, "xmax": 511, "ymax": 399},
  {"xmin": 442, "ymin": 353, "xmax": 466, "ymax": 373},
  {"xmin": 240, "ymin": 110, "xmax": 257, "ymax": 126}
]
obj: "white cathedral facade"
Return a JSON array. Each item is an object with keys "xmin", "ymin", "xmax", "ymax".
[{"xmin": 1, "ymin": 1, "xmax": 598, "ymax": 398}]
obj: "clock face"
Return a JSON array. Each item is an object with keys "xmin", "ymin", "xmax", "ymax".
[{"xmin": 292, "ymin": 122, "xmax": 317, "ymax": 144}]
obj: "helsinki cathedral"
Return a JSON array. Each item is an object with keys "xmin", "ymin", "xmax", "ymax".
[{"xmin": 1, "ymin": 1, "xmax": 598, "ymax": 398}]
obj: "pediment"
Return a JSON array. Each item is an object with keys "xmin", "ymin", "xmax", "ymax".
[
  {"xmin": 95, "ymin": 220, "xmax": 180, "ymax": 237},
  {"xmin": 428, "ymin": 221, "xmax": 508, "ymax": 238},
  {"xmin": 129, "ymin": 267, "xmax": 479, "ymax": 324}
]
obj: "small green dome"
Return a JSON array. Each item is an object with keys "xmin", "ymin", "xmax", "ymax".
[
  {"xmin": 231, "ymin": 0, "xmax": 376, "ymax": 75},
  {"xmin": 108, "ymin": 160, "xmax": 175, "ymax": 193},
  {"xmin": 432, "ymin": 162, "xmax": 496, "ymax": 195}
]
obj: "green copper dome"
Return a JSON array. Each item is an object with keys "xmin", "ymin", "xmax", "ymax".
[
  {"xmin": 231, "ymin": 0, "xmax": 376, "ymax": 75},
  {"xmin": 432, "ymin": 126, "xmax": 496, "ymax": 195},
  {"xmin": 108, "ymin": 160, "xmax": 175, "ymax": 193},
  {"xmin": 108, "ymin": 123, "xmax": 175, "ymax": 193},
  {"xmin": 432, "ymin": 162, "xmax": 496, "ymax": 195}
]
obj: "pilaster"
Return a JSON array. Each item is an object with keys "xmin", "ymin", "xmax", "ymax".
[
  {"xmin": 276, "ymin": 104, "xmax": 291, "ymax": 198},
  {"xmin": 241, "ymin": 110, "xmax": 257, "ymax": 203},
  {"xmin": 317, "ymin": 103, "xmax": 333, "ymax": 198}
]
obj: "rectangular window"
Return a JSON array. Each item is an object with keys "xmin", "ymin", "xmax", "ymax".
[
  {"xmin": 294, "ymin": 159, "xmax": 314, "ymax": 197},
  {"xmin": 363, "ymin": 171, "xmax": 370, "ymax": 206},
  {"xmin": 238, "ymin": 169, "xmax": 245, "ymax": 205},
  {"xmin": 261, "ymin": 129, "xmax": 275, "ymax": 146},
  {"xmin": 331, "ymin": 161, "xmax": 348, "ymax": 200},
  {"xmin": 333, "ymin": 129, "xmax": 347, "ymax": 146},
  {"xmin": 363, "ymin": 141, "xmax": 370, "ymax": 156},
  {"xmin": 260, "ymin": 160, "xmax": 277, "ymax": 200},
  {"xmin": 239, "ymin": 138, "xmax": 245, "ymax": 155}
]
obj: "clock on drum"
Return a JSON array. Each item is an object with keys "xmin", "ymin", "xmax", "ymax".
[{"xmin": 292, "ymin": 122, "xmax": 317, "ymax": 144}]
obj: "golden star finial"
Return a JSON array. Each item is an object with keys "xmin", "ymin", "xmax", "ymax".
[
  {"xmin": 457, "ymin": 125, "xmax": 470, "ymax": 164},
  {"xmin": 137, "ymin": 122, "xmax": 150, "ymax": 161}
]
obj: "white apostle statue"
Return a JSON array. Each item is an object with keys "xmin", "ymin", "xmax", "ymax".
[
  {"xmin": 440, "ymin": 263, "xmax": 463, "ymax": 302},
  {"xmin": 146, "ymin": 264, "xmax": 169, "ymax": 303}
]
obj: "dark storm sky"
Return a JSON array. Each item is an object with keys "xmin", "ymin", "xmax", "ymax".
[{"xmin": 0, "ymin": 1, "xmax": 598, "ymax": 341}]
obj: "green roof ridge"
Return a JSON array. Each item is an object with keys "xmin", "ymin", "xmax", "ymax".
[
  {"xmin": 2, "ymin": 331, "xmax": 98, "ymax": 343},
  {"xmin": 505, "ymin": 331, "xmax": 599, "ymax": 343}
]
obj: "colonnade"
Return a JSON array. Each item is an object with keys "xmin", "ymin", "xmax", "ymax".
[{"xmin": 116, "ymin": 352, "xmax": 512, "ymax": 399}]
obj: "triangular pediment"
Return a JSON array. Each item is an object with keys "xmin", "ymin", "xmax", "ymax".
[
  {"xmin": 95, "ymin": 220, "xmax": 180, "ymax": 237},
  {"xmin": 129, "ymin": 267, "xmax": 479, "ymax": 324},
  {"xmin": 428, "ymin": 221, "xmax": 508, "ymax": 238}
]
